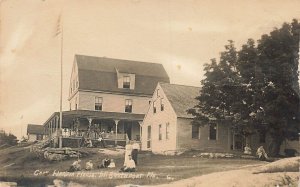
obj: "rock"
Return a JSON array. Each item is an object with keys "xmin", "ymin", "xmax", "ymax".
[{"xmin": 48, "ymin": 153, "xmax": 67, "ymax": 161}]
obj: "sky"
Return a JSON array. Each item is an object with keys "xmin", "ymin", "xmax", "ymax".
[{"xmin": 0, "ymin": 0, "xmax": 299, "ymax": 138}]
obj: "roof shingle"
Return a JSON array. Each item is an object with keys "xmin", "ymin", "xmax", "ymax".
[
  {"xmin": 160, "ymin": 83, "xmax": 200, "ymax": 118},
  {"xmin": 75, "ymin": 55, "xmax": 170, "ymax": 95},
  {"xmin": 27, "ymin": 124, "xmax": 46, "ymax": 135}
]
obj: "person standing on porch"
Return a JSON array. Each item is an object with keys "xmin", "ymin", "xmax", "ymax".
[{"xmin": 132, "ymin": 142, "xmax": 140, "ymax": 165}]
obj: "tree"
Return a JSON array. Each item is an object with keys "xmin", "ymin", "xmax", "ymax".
[
  {"xmin": 0, "ymin": 131, "xmax": 18, "ymax": 146},
  {"xmin": 188, "ymin": 41, "xmax": 254, "ymax": 138},
  {"xmin": 255, "ymin": 19, "xmax": 300, "ymax": 156},
  {"xmin": 190, "ymin": 20, "xmax": 300, "ymax": 156}
]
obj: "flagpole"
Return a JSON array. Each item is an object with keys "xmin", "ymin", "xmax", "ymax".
[{"xmin": 59, "ymin": 17, "xmax": 64, "ymax": 149}]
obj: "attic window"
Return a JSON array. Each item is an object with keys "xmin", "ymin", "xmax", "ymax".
[
  {"xmin": 160, "ymin": 99, "xmax": 164, "ymax": 111},
  {"xmin": 123, "ymin": 76, "xmax": 130, "ymax": 89}
]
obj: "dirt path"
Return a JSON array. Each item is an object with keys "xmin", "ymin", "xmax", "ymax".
[{"xmin": 150, "ymin": 166, "xmax": 298, "ymax": 187}]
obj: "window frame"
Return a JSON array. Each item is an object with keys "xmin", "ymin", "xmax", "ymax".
[
  {"xmin": 147, "ymin": 125, "xmax": 151, "ymax": 148},
  {"xmin": 209, "ymin": 123, "xmax": 217, "ymax": 140},
  {"xmin": 153, "ymin": 102, "xmax": 157, "ymax": 114},
  {"xmin": 123, "ymin": 76, "xmax": 131, "ymax": 89},
  {"xmin": 192, "ymin": 124, "xmax": 200, "ymax": 139},
  {"xmin": 95, "ymin": 97, "xmax": 103, "ymax": 111},
  {"xmin": 158, "ymin": 124, "xmax": 162, "ymax": 140},
  {"xmin": 160, "ymin": 99, "xmax": 164, "ymax": 111},
  {"xmin": 125, "ymin": 99, "xmax": 133, "ymax": 113},
  {"xmin": 166, "ymin": 122, "xmax": 170, "ymax": 140}
]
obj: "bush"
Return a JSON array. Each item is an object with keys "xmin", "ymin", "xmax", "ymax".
[{"xmin": 284, "ymin": 149, "xmax": 297, "ymax": 157}]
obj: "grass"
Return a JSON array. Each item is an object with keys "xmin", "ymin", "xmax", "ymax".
[{"xmin": 0, "ymin": 146, "xmax": 264, "ymax": 187}]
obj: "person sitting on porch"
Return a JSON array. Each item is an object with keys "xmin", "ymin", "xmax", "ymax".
[
  {"xmin": 87, "ymin": 139, "xmax": 93, "ymax": 148},
  {"xmin": 85, "ymin": 160, "xmax": 93, "ymax": 170},
  {"xmin": 80, "ymin": 136, "xmax": 86, "ymax": 147},
  {"xmin": 244, "ymin": 144, "xmax": 252, "ymax": 155},
  {"xmin": 97, "ymin": 136, "xmax": 106, "ymax": 148},
  {"xmin": 256, "ymin": 146, "xmax": 269, "ymax": 161},
  {"xmin": 120, "ymin": 155, "xmax": 136, "ymax": 172},
  {"xmin": 108, "ymin": 159, "xmax": 116, "ymax": 168},
  {"xmin": 69, "ymin": 159, "xmax": 82, "ymax": 172}
]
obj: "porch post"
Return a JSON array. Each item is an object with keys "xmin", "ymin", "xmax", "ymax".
[
  {"xmin": 232, "ymin": 132, "xmax": 235, "ymax": 151},
  {"xmin": 138, "ymin": 121, "xmax": 143, "ymax": 141},
  {"xmin": 87, "ymin": 118, "xmax": 93, "ymax": 138},
  {"xmin": 49, "ymin": 122, "xmax": 52, "ymax": 138},
  {"xmin": 228, "ymin": 128, "xmax": 231, "ymax": 151},
  {"xmin": 55, "ymin": 117, "xmax": 59, "ymax": 148},
  {"xmin": 114, "ymin": 120, "xmax": 119, "ymax": 146}
]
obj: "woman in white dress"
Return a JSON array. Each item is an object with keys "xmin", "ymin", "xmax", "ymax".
[{"xmin": 123, "ymin": 143, "xmax": 133, "ymax": 166}]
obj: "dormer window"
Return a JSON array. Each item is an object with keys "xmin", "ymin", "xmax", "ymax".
[{"xmin": 123, "ymin": 76, "xmax": 130, "ymax": 89}]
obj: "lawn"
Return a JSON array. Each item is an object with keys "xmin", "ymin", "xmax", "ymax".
[{"xmin": 0, "ymin": 146, "xmax": 264, "ymax": 187}]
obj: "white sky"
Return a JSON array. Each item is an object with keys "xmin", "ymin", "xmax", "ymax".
[{"xmin": 0, "ymin": 0, "xmax": 299, "ymax": 138}]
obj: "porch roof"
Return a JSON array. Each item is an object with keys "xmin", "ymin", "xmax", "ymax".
[
  {"xmin": 63, "ymin": 110, "xmax": 144, "ymax": 120},
  {"xmin": 43, "ymin": 110, "xmax": 144, "ymax": 128}
]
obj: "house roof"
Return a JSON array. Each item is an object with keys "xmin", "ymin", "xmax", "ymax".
[
  {"xmin": 160, "ymin": 83, "xmax": 200, "ymax": 118},
  {"xmin": 27, "ymin": 124, "xmax": 46, "ymax": 135},
  {"xmin": 75, "ymin": 55, "xmax": 170, "ymax": 95}
]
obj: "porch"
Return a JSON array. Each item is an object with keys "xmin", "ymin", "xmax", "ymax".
[{"xmin": 43, "ymin": 110, "xmax": 144, "ymax": 148}]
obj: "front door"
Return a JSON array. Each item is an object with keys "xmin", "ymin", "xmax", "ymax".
[
  {"xmin": 125, "ymin": 122, "xmax": 132, "ymax": 140},
  {"xmin": 147, "ymin": 125, "xmax": 151, "ymax": 149}
]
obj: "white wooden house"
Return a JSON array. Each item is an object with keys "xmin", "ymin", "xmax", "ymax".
[
  {"xmin": 43, "ymin": 55, "xmax": 170, "ymax": 147},
  {"xmin": 141, "ymin": 82, "xmax": 231, "ymax": 154}
]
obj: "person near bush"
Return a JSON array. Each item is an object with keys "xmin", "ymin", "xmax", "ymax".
[
  {"xmin": 244, "ymin": 144, "xmax": 252, "ymax": 155},
  {"xmin": 256, "ymin": 146, "xmax": 269, "ymax": 161}
]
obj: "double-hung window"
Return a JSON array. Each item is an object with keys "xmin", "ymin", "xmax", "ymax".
[
  {"xmin": 95, "ymin": 97, "xmax": 103, "ymax": 111},
  {"xmin": 166, "ymin": 123, "xmax": 170, "ymax": 140},
  {"xmin": 123, "ymin": 76, "xmax": 130, "ymax": 89},
  {"xmin": 158, "ymin": 124, "xmax": 162, "ymax": 140},
  {"xmin": 192, "ymin": 124, "xmax": 200, "ymax": 139},
  {"xmin": 125, "ymin": 99, "xmax": 132, "ymax": 113}
]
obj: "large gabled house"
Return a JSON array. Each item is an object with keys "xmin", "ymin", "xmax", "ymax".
[
  {"xmin": 141, "ymin": 82, "xmax": 300, "ymax": 155},
  {"xmin": 43, "ymin": 54, "xmax": 170, "ymax": 147},
  {"xmin": 141, "ymin": 82, "xmax": 233, "ymax": 154}
]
